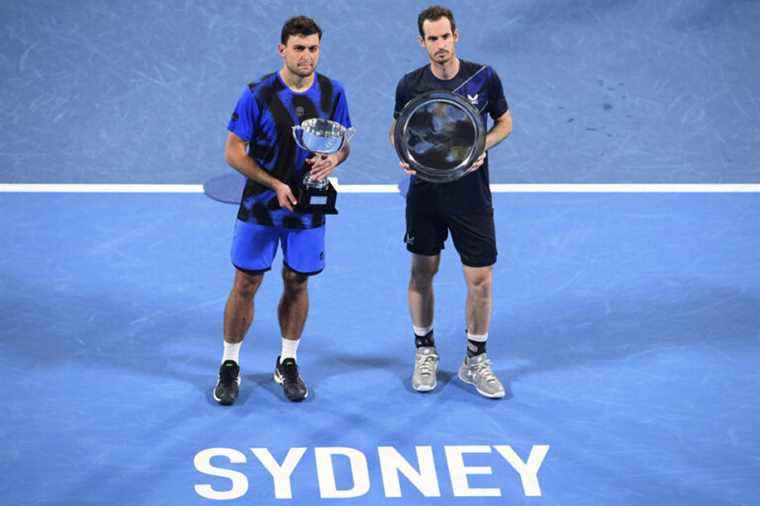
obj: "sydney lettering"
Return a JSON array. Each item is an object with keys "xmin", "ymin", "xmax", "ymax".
[{"xmin": 193, "ymin": 444, "xmax": 550, "ymax": 500}]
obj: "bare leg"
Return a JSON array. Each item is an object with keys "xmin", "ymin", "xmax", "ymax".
[
  {"xmin": 278, "ymin": 266, "xmax": 310, "ymax": 341},
  {"xmin": 223, "ymin": 269, "xmax": 264, "ymax": 344},
  {"xmin": 463, "ymin": 265, "xmax": 493, "ymax": 335},
  {"xmin": 459, "ymin": 264, "xmax": 505, "ymax": 398},
  {"xmin": 408, "ymin": 254, "xmax": 440, "ymax": 328}
]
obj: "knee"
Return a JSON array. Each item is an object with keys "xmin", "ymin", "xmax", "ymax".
[
  {"xmin": 410, "ymin": 264, "xmax": 437, "ymax": 289},
  {"xmin": 468, "ymin": 274, "xmax": 492, "ymax": 300},
  {"xmin": 282, "ymin": 268, "xmax": 308, "ymax": 295},
  {"xmin": 232, "ymin": 271, "xmax": 263, "ymax": 300}
]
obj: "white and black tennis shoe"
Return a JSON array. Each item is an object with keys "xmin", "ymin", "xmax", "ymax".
[
  {"xmin": 213, "ymin": 360, "xmax": 241, "ymax": 405},
  {"xmin": 274, "ymin": 356, "xmax": 308, "ymax": 402}
]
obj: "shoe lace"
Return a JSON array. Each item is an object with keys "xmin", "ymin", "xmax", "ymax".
[
  {"xmin": 471, "ymin": 358, "xmax": 499, "ymax": 384},
  {"xmin": 281, "ymin": 361, "xmax": 299, "ymax": 383},
  {"xmin": 220, "ymin": 364, "xmax": 238, "ymax": 384},
  {"xmin": 416, "ymin": 354, "xmax": 437, "ymax": 376}
]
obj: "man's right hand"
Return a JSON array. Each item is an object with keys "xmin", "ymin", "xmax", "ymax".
[
  {"xmin": 400, "ymin": 161, "xmax": 416, "ymax": 176},
  {"xmin": 274, "ymin": 182, "xmax": 298, "ymax": 212}
]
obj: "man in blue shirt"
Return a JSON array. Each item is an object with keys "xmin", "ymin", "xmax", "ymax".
[
  {"xmin": 214, "ymin": 16, "xmax": 352, "ymax": 405},
  {"xmin": 390, "ymin": 6, "xmax": 513, "ymax": 398}
]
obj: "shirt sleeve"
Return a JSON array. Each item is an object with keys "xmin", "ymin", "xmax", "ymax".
[
  {"xmin": 393, "ymin": 76, "xmax": 409, "ymax": 120},
  {"xmin": 487, "ymin": 68, "xmax": 509, "ymax": 120},
  {"xmin": 227, "ymin": 87, "xmax": 259, "ymax": 142},
  {"xmin": 331, "ymin": 86, "xmax": 352, "ymax": 129}
]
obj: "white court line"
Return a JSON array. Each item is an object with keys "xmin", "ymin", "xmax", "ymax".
[
  {"xmin": 0, "ymin": 184, "xmax": 204, "ymax": 193},
  {"xmin": 489, "ymin": 184, "xmax": 760, "ymax": 193},
  {"xmin": 1, "ymin": 183, "xmax": 760, "ymax": 193}
]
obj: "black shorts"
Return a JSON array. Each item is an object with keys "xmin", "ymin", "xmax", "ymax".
[{"xmin": 404, "ymin": 200, "xmax": 497, "ymax": 268}]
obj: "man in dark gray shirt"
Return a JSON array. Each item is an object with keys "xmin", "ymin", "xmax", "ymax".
[{"xmin": 390, "ymin": 5, "xmax": 513, "ymax": 398}]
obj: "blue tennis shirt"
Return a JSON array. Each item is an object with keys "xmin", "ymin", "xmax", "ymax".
[{"xmin": 228, "ymin": 72, "xmax": 352, "ymax": 229}]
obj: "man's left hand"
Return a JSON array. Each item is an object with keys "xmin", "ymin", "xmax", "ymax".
[{"xmin": 306, "ymin": 154, "xmax": 339, "ymax": 181}]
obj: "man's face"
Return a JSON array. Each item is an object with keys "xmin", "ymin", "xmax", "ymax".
[
  {"xmin": 418, "ymin": 17, "xmax": 458, "ymax": 65},
  {"xmin": 278, "ymin": 34, "xmax": 321, "ymax": 78}
]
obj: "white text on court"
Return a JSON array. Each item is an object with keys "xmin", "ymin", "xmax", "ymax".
[{"xmin": 193, "ymin": 444, "xmax": 550, "ymax": 500}]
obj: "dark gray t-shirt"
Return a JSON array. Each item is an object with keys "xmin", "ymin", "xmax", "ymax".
[{"xmin": 394, "ymin": 60, "xmax": 509, "ymax": 212}]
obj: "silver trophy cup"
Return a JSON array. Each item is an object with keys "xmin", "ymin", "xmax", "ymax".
[{"xmin": 291, "ymin": 118, "xmax": 355, "ymax": 214}]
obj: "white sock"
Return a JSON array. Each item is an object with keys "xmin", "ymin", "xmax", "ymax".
[
  {"xmin": 222, "ymin": 340, "xmax": 241, "ymax": 364},
  {"xmin": 281, "ymin": 337, "xmax": 300, "ymax": 362},
  {"xmin": 413, "ymin": 324, "xmax": 434, "ymax": 337},
  {"xmin": 467, "ymin": 332, "xmax": 488, "ymax": 342}
]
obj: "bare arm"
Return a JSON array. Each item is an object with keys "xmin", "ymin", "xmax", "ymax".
[
  {"xmin": 464, "ymin": 111, "xmax": 513, "ymax": 173},
  {"xmin": 485, "ymin": 111, "xmax": 512, "ymax": 150},
  {"xmin": 224, "ymin": 131, "xmax": 297, "ymax": 211},
  {"xmin": 390, "ymin": 119, "xmax": 416, "ymax": 175}
]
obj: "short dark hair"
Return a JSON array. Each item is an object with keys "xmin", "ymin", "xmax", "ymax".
[
  {"xmin": 281, "ymin": 16, "xmax": 322, "ymax": 45},
  {"xmin": 417, "ymin": 5, "xmax": 456, "ymax": 38}
]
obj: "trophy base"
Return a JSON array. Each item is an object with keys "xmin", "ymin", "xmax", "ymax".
[{"xmin": 296, "ymin": 180, "xmax": 338, "ymax": 215}]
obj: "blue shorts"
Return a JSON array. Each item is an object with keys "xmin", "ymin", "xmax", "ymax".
[{"xmin": 231, "ymin": 220, "xmax": 326, "ymax": 276}]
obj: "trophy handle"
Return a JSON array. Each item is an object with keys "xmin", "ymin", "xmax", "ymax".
[
  {"xmin": 343, "ymin": 127, "xmax": 356, "ymax": 146},
  {"xmin": 292, "ymin": 126, "xmax": 309, "ymax": 150}
]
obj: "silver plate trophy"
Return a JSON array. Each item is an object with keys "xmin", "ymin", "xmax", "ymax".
[
  {"xmin": 394, "ymin": 90, "xmax": 486, "ymax": 183},
  {"xmin": 292, "ymin": 118, "xmax": 355, "ymax": 214}
]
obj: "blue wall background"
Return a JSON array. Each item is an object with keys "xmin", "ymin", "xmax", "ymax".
[{"xmin": 1, "ymin": 0, "xmax": 758, "ymax": 184}]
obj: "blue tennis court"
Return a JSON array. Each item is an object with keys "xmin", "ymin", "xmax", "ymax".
[{"xmin": 2, "ymin": 191, "xmax": 758, "ymax": 504}]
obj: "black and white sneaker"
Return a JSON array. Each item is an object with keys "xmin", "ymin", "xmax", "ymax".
[
  {"xmin": 213, "ymin": 360, "xmax": 240, "ymax": 405},
  {"xmin": 274, "ymin": 356, "xmax": 308, "ymax": 402}
]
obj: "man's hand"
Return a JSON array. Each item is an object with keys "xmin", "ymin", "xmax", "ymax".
[
  {"xmin": 399, "ymin": 161, "xmax": 416, "ymax": 176},
  {"xmin": 401, "ymin": 151, "xmax": 484, "ymax": 177},
  {"xmin": 274, "ymin": 181, "xmax": 298, "ymax": 212},
  {"xmin": 465, "ymin": 152, "xmax": 486, "ymax": 174},
  {"xmin": 306, "ymin": 154, "xmax": 339, "ymax": 181}
]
